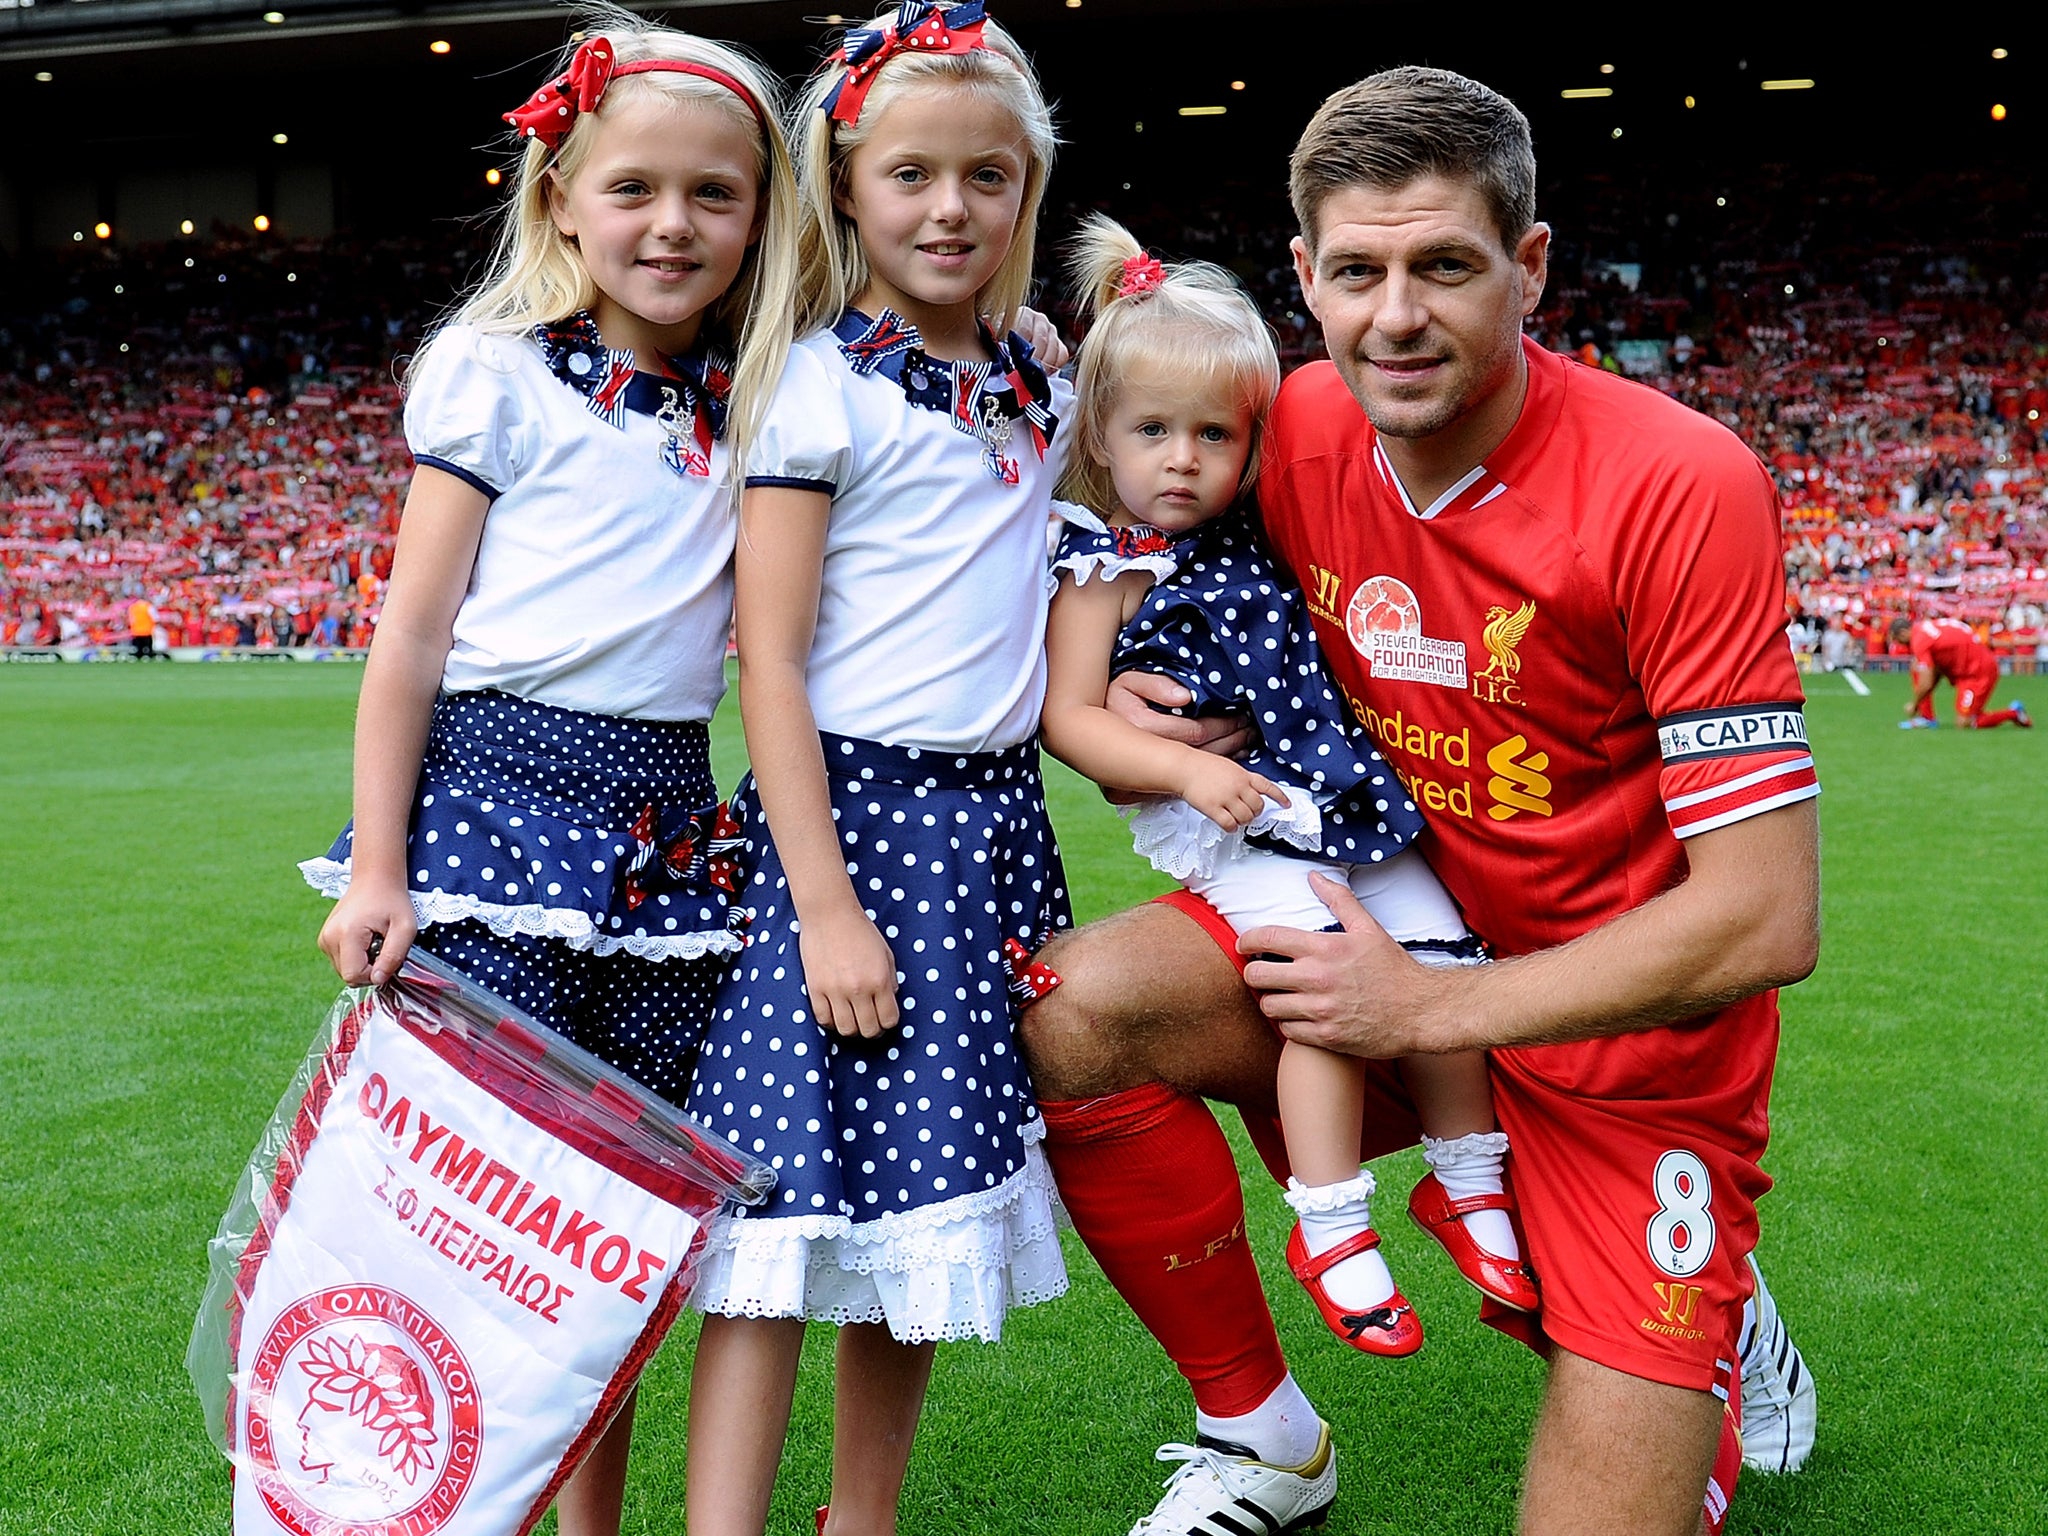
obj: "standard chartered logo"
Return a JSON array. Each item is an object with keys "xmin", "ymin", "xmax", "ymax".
[
  {"xmin": 1485, "ymin": 735, "xmax": 1553, "ymax": 821},
  {"xmin": 1353, "ymin": 704, "xmax": 1558, "ymax": 824}
]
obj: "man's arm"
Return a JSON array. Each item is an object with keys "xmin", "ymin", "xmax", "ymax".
[
  {"xmin": 1906, "ymin": 660, "xmax": 1938, "ymax": 716},
  {"xmin": 1242, "ymin": 799, "xmax": 1820, "ymax": 1057}
]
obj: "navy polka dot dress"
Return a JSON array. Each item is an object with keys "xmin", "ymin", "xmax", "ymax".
[
  {"xmin": 684, "ymin": 734, "xmax": 1071, "ymax": 1343},
  {"xmin": 1052, "ymin": 505, "xmax": 1423, "ymax": 875},
  {"xmin": 301, "ymin": 689, "xmax": 743, "ymax": 1099}
]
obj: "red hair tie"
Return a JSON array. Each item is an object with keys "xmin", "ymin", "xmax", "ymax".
[
  {"xmin": 504, "ymin": 38, "xmax": 766, "ymax": 152},
  {"xmin": 1116, "ymin": 252, "xmax": 1166, "ymax": 299}
]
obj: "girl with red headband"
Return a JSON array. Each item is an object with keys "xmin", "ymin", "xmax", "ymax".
[
  {"xmin": 678, "ymin": 6, "xmax": 1070, "ymax": 1533},
  {"xmin": 1038, "ymin": 218, "xmax": 1536, "ymax": 1393},
  {"xmin": 300, "ymin": 16, "xmax": 799, "ymax": 1533}
]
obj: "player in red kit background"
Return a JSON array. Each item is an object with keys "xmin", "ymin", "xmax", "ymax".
[
  {"xmin": 1895, "ymin": 616, "xmax": 2031, "ymax": 729},
  {"xmin": 1020, "ymin": 67, "xmax": 1820, "ymax": 1536}
]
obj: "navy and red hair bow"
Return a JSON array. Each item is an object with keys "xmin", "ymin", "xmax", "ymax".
[{"xmin": 821, "ymin": 0, "xmax": 992, "ymax": 126}]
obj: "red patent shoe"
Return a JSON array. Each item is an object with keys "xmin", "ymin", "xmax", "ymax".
[
  {"xmin": 1285, "ymin": 1222, "xmax": 1423, "ymax": 1356},
  {"xmin": 1407, "ymin": 1171, "xmax": 1540, "ymax": 1312}
]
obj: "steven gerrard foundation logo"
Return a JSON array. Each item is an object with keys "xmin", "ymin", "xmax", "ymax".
[
  {"xmin": 246, "ymin": 1284, "xmax": 482, "ymax": 1535},
  {"xmin": 1345, "ymin": 576, "xmax": 1468, "ymax": 690}
]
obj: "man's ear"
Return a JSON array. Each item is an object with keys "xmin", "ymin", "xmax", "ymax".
[
  {"xmin": 1514, "ymin": 221, "xmax": 1551, "ymax": 319},
  {"xmin": 1290, "ymin": 234, "xmax": 1322, "ymax": 323}
]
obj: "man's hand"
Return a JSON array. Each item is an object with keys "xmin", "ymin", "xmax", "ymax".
[
  {"xmin": 1104, "ymin": 672, "xmax": 1254, "ymax": 757},
  {"xmin": 1243, "ymin": 801, "xmax": 1822, "ymax": 1059},
  {"xmin": 1240, "ymin": 873, "xmax": 1464, "ymax": 1057}
]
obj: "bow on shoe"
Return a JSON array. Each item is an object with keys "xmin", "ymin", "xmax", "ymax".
[
  {"xmin": 821, "ymin": 0, "xmax": 991, "ymax": 124},
  {"xmin": 1340, "ymin": 1301, "xmax": 1410, "ymax": 1341}
]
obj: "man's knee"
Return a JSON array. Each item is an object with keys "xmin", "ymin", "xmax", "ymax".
[
  {"xmin": 1019, "ymin": 918, "xmax": 1154, "ymax": 1100},
  {"xmin": 1024, "ymin": 902, "xmax": 1277, "ymax": 1104}
]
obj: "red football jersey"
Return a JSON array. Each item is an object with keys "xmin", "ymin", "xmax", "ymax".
[
  {"xmin": 1911, "ymin": 617, "xmax": 1994, "ymax": 680},
  {"xmin": 1260, "ymin": 339, "xmax": 1820, "ymax": 962}
]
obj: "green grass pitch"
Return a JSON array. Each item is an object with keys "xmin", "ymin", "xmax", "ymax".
[{"xmin": 2, "ymin": 663, "xmax": 2044, "ymax": 1534}]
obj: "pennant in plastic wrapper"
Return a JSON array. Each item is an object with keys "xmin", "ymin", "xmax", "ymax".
[{"xmin": 187, "ymin": 952, "xmax": 773, "ymax": 1536}]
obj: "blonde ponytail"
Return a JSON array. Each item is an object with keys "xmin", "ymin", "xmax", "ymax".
[{"xmin": 1058, "ymin": 214, "xmax": 1282, "ymax": 515}]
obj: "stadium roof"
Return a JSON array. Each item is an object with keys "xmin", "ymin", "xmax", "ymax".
[{"xmin": 1, "ymin": 1, "xmax": 2032, "ymax": 245}]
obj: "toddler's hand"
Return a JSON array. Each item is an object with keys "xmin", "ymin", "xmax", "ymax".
[
  {"xmin": 1180, "ymin": 757, "xmax": 1287, "ymax": 833},
  {"xmin": 798, "ymin": 902, "xmax": 901, "ymax": 1038},
  {"xmin": 320, "ymin": 877, "xmax": 418, "ymax": 987}
]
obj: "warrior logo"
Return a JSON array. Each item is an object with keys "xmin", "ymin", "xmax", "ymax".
[
  {"xmin": 1346, "ymin": 576, "xmax": 1468, "ymax": 690},
  {"xmin": 1471, "ymin": 600, "xmax": 1536, "ymax": 707},
  {"xmin": 246, "ymin": 1285, "xmax": 482, "ymax": 1535},
  {"xmin": 1653, "ymin": 1282, "xmax": 1704, "ymax": 1329}
]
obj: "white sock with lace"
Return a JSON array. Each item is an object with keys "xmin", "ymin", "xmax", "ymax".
[
  {"xmin": 1285, "ymin": 1172, "xmax": 1396, "ymax": 1311},
  {"xmin": 1422, "ymin": 1131, "xmax": 1519, "ymax": 1259},
  {"xmin": 1195, "ymin": 1371, "xmax": 1322, "ymax": 1467}
]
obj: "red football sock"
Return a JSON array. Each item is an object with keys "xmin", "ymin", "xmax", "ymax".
[
  {"xmin": 1038, "ymin": 1083, "xmax": 1287, "ymax": 1417},
  {"xmin": 1975, "ymin": 708, "xmax": 2020, "ymax": 728},
  {"xmin": 1702, "ymin": 1363, "xmax": 1743, "ymax": 1534}
]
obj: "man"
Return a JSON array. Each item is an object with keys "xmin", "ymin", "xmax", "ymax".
[
  {"xmin": 127, "ymin": 595, "xmax": 157, "ymax": 660},
  {"xmin": 1022, "ymin": 68, "xmax": 1820, "ymax": 1536},
  {"xmin": 1896, "ymin": 615, "xmax": 2031, "ymax": 729}
]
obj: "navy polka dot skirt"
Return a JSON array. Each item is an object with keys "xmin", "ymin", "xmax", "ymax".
[
  {"xmin": 300, "ymin": 690, "xmax": 745, "ymax": 1094},
  {"xmin": 301, "ymin": 689, "xmax": 744, "ymax": 962},
  {"xmin": 418, "ymin": 918, "xmax": 719, "ymax": 1101},
  {"xmin": 686, "ymin": 734, "xmax": 1072, "ymax": 1343}
]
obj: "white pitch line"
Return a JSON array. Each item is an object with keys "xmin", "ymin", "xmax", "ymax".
[{"xmin": 1842, "ymin": 670, "xmax": 1871, "ymax": 696}]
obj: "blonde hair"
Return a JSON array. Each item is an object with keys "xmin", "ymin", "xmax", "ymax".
[
  {"xmin": 1059, "ymin": 214, "xmax": 1282, "ymax": 515},
  {"xmin": 437, "ymin": 8, "xmax": 802, "ymax": 473},
  {"xmin": 789, "ymin": 4, "xmax": 1056, "ymax": 338}
]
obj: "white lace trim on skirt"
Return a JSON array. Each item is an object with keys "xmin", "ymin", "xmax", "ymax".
[
  {"xmin": 689, "ymin": 1129, "xmax": 1069, "ymax": 1343},
  {"xmin": 298, "ymin": 857, "xmax": 744, "ymax": 962}
]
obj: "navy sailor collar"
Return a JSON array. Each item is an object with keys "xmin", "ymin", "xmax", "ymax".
[
  {"xmin": 831, "ymin": 306, "xmax": 1058, "ymax": 483},
  {"xmin": 534, "ymin": 310, "xmax": 732, "ymax": 478}
]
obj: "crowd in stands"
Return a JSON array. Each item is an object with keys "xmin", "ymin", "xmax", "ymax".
[
  {"xmin": 0, "ymin": 234, "xmax": 469, "ymax": 649},
  {"xmin": 6, "ymin": 162, "xmax": 2046, "ymax": 663}
]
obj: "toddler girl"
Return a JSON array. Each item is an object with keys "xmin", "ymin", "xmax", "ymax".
[
  {"xmin": 679, "ymin": 7, "xmax": 1071, "ymax": 1534},
  {"xmin": 1041, "ymin": 218, "xmax": 1537, "ymax": 1358},
  {"xmin": 301, "ymin": 20, "xmax": 800, "ymax": 1531}
]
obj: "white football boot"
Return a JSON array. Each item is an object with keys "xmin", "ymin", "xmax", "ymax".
[
  {"xmin": 1736, "ymin": 1252, "xmax": 1816, "ymax": 1473},
  {"xmin": 1128, "ymin": 1421, "xmax": 1336, "ymax": 1535}
]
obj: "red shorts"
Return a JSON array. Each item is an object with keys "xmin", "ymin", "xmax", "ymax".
[
  {"xmin": 1158, "ymin": 887, "xmax": 1773, "ymax": 1391},
  {"xmin": 1953, "ymin": 663, "xmax": 1999, "ymax": 721}
]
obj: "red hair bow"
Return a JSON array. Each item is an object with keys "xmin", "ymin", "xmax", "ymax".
[
  {"xmin": 822, "ymin": 0, "xmax": 991, "ymax": 126},
  {"xmin": 1116, "ymin": 252, "xmax": 1166, "ymax": 299},
  {"xmin": 504, "ymin": 39, "xmax": 766, "ymax": 151},
  {"xmin": 505, "ymin": 37, "xmax": 619, "ymax": 151}
]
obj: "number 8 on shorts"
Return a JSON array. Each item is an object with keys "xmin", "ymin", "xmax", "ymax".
[{"xmin": 1647, "ymin": 1149, "xmax": 1716, "ymax": 1278}]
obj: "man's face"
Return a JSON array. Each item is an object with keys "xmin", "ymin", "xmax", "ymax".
[{"xmin": 1292, "ymin": 174, "xmax": 1548, "ymax": 443}]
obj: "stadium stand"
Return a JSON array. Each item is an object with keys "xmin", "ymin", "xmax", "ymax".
[
  {"xmin": 1, "ymin": 234, "xmax": 474, "ymax": 648},
  {"xmin": 5, "ymin": 167, "xmax": 2044, "ymax": 661}
]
